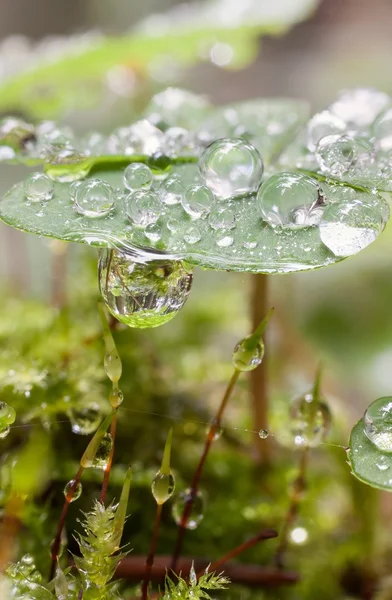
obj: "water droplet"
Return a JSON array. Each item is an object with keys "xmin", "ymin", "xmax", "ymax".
[
  {"xmin": 259, "ymin": 429, "xmax": 269, "ymax": 439},
  {"xmin": 182, "ymin": 184, "xmax": 214, "ymax": 218},
  {"xmin": 315, "ymin": 134, "xmax": 372, "ymax": 177},
  {"xmin": 199, "ymin": 138, "xmax": 263, "ymax": 200},
  {"xmin": 126, "ymin": 190, "xmax": 162, "ymax": 226},
  {"xmin": 0, "ymin": 401, "xmax": 16, "ymax": 425},
  {"xmin": 111, "ymin": 119, "xmax": 163, "ymax": 155},
  {"xmin": 69, "ymin": 403, "xmax": 101, "ymax": 435},
  {"xmin": 329, "ymin": 88, "xmax": 390, "ymax": 129},
  {"xmin": 74, "ymin": 179, "xmax": 114, "ymax": 218},
  {"xmin": 364, "ymin": 397, "xmax": 392, "ymax": 452},
  {"xmin": 172, "ymin": 489, "xmax": 205, "ymax": 530},
  {"xmin": 99, "ymin": 250, "xmax": 193, "ymax": 328},
  {"xmin": 376, "ymin": 456, "xmax": 390, "ymax": 472},
  {"xmin": 144, "ymin": 222, "xmax": 162, "ymax": 243},
  {"xmin": 109, "ymin": 388, "xmax": 124, "ymax": 408},
  {"xmin": 160, "ymin": 174, "xmax": 184, "ymax": 205},
  {"xmin": 290, "ymin": 393, "xmax": 331, "ymax": 448},
  {"xmin": 372, "ymin": 107, "xmax": 392, "ymax": 151},
  {"xmin": 123, "ymin": 163, "xmax": 153, "ymax": 191},
  {"xmin": 242, "ymin": 233, "xmax": 258, "ymax": 249},
  {"xmin": 0, "ymin": 425, "xmax": 10, "ymax": 439},
  {"xmin": 184, "ymin": 225, "xmax": 201, "ymax": 244},
  {"xmin": 208, "ymin": 207, "xmax": 235, "ymax": 230},
  {"xmin": 63, "ymin": 479, "xmax": 82, "ymax": 502},
  {"xmin": 320, "ymin": 199, "xmax": 383, "ymax": 257},
  {"xmin": 147, "ymin": 153, "xmax": 172, "ymax": 180},
  {"xmin": 151, "ymin": 472, "xmax": 176, "ymax": 505},
  {"xmin": 104, "ymin": 350, "xmax": 122, "ymax": 384},
  {"xmin": 25, "ymin": 173, "xmax": 54, "ymax": 203},
  {"xmin": 92, "ymin": 433, "xmax": 113, "ymax": 469},
  {"xmin": 257, "ymin": 172, "xmax": 321, "ymax": 229},
  {"xmin": 306, "ymin": 111, "xmax": 346, "ymax": 151},
  {"xmin": 207, "ymin": 423, "xmax": 223, "ymax": 441},
  {"xmin": 216, "ymin": 233, "xmax": 234, "ymax": 247},
  {"xmin": 232, "ymin": 336, "xmax": 264, "ymax": 371}
]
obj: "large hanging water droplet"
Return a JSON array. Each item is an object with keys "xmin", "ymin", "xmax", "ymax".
[
  {"xmin": 372, "ymin": 108, "xmax": 392, "ymax": 151},
  {"xmin": 25, "ymin": 173, "xmax": 54, "ymax": 203},
  {"xmin": 172, "ymin": 489, "xmax": 205, "ymax": 530},
  {"xmin": 126, "ymin": 190, "xmax": 162, "ymax": 226},
  {"xmin": 315, "ymin": 134, "xmax": 372, "ymax": 177},
  {"xmin": 290, "ymin": 393, "xmax": 331, "ymax": 448},
  {"xmin": 63, "ymin": 479, "xmax": 82, "ymax": 502},
  {"xmin": 151, "ymin": 472, "xmax": 176, "ymax": 505},
  {"xmin": 123, "ymin": 163, "xmax": 153, "ymax": 191},
  {"xmin": 74, "ymin": 179, "xmax": 114, "ymax": 218},
  {"xmin": 320, "ymin": 199, "xmax": 384, "ymax": 257},
  {"xmin": 232, "ymin": 336, "xmax": 264, "ymax": 371},
  {"xmin": 364, "ymin": 397, "xmax": 392, "ymax": 452},
  {"xmin": 306, "ymin": 111, "xmax": 346, "ymax": 151},
  {"xmin": 69, "ymin": 403, "xmax": 101, "ymax": 435},
  {"xmin": 0, "ymin": 401, "xmax": 16, "ymax": 425},
  {"xmin": 208, "ymin": 207, "xmax": 235, "ymax": 230},
  {"xmin": 99, "ymin": 250, "xmax": 193, "ymax": 328},
  {"xmin": 257, "ymin": 172, "xmax": 321, "ymax": 228},
  {"xmin": 329, "ymin": 88, "xmax": 390, "ymax": 129},
  {"xmin": 182, "ymin": 185, "xmax": 214, "ymax": 218},
  {"xmin": 92, "ymin": 433, "xmax": 113, "ymax": 469},
  {"xmin": 199, "ymin": 138, "xmax": 263, "ymax": 200}
]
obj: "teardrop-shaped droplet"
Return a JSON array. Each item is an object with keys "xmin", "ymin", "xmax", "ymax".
[
  {"xmin": 290, "ymin": 393, "xmax": 331, "ymax": 448},
  {"xmin": 123, "ymin": 163, "xmax": 153, "ymax": 191},
  {"xmin": 69, "ymin": 403, "xmax": 101, "ymax": 435},
  {"xmin": 0, "ymin": 401, "xmax": 16, "ymax": 425},
  {"xmin": 104, "ymin": 349, "xmax": 122, "ymax": 384},
  {"xmin": 257, "ymin": 172, "xmax": 321, "ymax": 229},
  {"xmin": 320, "ymin": 199, "xmax": 384, "ymax": 257},
  {"xmin": 199, "ymin": 138, "xmax": 263, "ymax": 200},
  {"xmin": 109, "ymin": 388, "xmax": 124, "ymax": 408},
  {"xmin": 151, "ymin": 472, "xmax": 176, "ymax": 505},
  {"xmin": 74, "ymin": 179, "xmax": 114, "ymax": 218},
  {"xmin": 64, "ymin": 479, "xmax": 82, "ymax": 502},
  {"xmin": 182, "ymin": 185, "xmax": 214, "ymax": 219},
  {"xmin": 99, "ymin": 250, "xmax": 193, "ymax": 328},
  {"xmin": 126, "ymin": 190, "xmax": 162, "ymax": 226},
  {"xmin": 172, "ymin": 489, "xmax": 205, "ymax": 530},
  {"xmin": 232, "ymin": 336, "xmax": 264, "ymax": 371},
  {"xmin": 306, "ymin": 111, "xmax": 346, "ymax": 151},
  {"xmin": 364, "ymin": 397, "xmax": 392, "ymax": 452},
  {"xmin": 25, "ymin": 173, "xmax": 54, "ymax": 203},
  {"xmin": 92, "ymin": 432, "xmax": 113, "ymax": 469}
]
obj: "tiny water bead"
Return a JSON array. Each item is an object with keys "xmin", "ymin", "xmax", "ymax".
[
  {"xmin": 208, "ymin": 207, "xmax": 235, "ymax": 230},
  {"xmin": 126, "ymin": 190, "xmax": 162, "ymax": 226},
  {"xmin": 63, "ymin": 479, "xmax": 82, "ymax": 502},
  {"xmin": 363, "ymin": 397, "xmax": 392, "ymax": 452},
  {"xmin": 74, "ymin": 179, "xmax": 114, "ymax": 218},
  {"xmin": 182, "ymin": 185, "xmax": 214, "ymax": 218},
  {"xmin": 151, "ymin": 472, "xmax": 176, "ymax": 505},
  {"xmin": 172, "ymin": 489, "xmax": 205, "ymax": 530},
  {"xmin": 232, "ymin": 336, "xmax": 264, "ymax": 371},
  {"xmin": 0, "ymin": 401, "xmax": 16, "ymax": 425},
  {"xmin": 184, "ymin": 225, "xmax": 201, "ymax": 244},
  {"xmin": 144, "ymin": 222, "xmax": 161, "ymax": 242},
  {"xmin": 315, "ymin": 134, "xmax": 372, "ymax": 177},
  {"xmin": 259, "ymin": 429, "xmax": 269, "ymax": 439},
  {"xmin": 92, "ymin": 433, "xmax": 113, "ymax": 469},
  {"xmin": 208, "ymin": 423, "xmax": 223, "ymax": 441},
  {"xmin": 320, "ymin": 200, "xmax": 384, "ymax": 257},
  {"xmin": 290, "ymin": 393, "xmax": 331, "ymax": 448},
  {"xmin": 257, "ymin": 172, "xmax": 321, "ymax": 229},
  {"xmin": 99, "ymin": 250, "xmax": 193, "ymax": 328},
  {"xmin": 160, "ymin": 174, "xmax": 184, "ymax": 205},
  {"xmin": 69, "ymin": 404, "xmax": 101, "ymax": 435},
  {"xmin": 123, "ymin": 163, "xmax": 153, "ymax": 191},
  {"xmin": 199, "ymin": 138, "xmax": 263, "ymax": 200},
  {"xmin": 25, "ymin": 173, "xmax": 54, "ymax": 203},
  {"xmin": 306, "ymin": 111, "xmax": 346, "ymax": 151}
]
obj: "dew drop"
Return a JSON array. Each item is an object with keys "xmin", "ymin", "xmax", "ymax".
[
  {"xmin": 182, "ymin": 184, "xmax": 214, "ymax": 218},
  {"xmin": 184, "ymin": 225, "xmax": 201, "ymax": 244},
  {"xmin": 126, "ymin": 190, "xmax": 162, "ymax": 226},
  {"xmin": 215, "ymin": 233, "xmax": 234, "ymax": 247},
  {"xmin": 92, "ymin": 433, "xmax": 113, "ymax": 469},
  {"xmin": 199, "ymin": 138, "xmax": 263, "ymax": 200},
  {"xmin": 0, "ymin": 401, "xmax": 16, "ymax": 425},
  {"xmin": 25, "ymin": 173, "xmax": 54, "ymax": 203},
  {"xmin": 69, "ymin": 403, "xmax": 101, "ymax": 435},
  {"xmin": 259, "ymin": 429, "xmax": 269, "ymax": 439},
  {"xmin": 242, "ymin": 233, "xmax": 258, "ymax": 249},
  {"xmin": 167, "ymin": 218, "xmax": 181, "ymax": 233},
  {"xmin": 74, "ymin": 179, "xmax": 114, "ymax": 218},
  {"xmin": 290, "ymin": 393, "xmax": 331, "ymax": 448},
  {"xmin": 151, "ymin": 472, "xmax": 176, "ymax": 505},
  {"xmin": 258, "ymin": 172, "xmax": 321, "ymax": 229},
  {"xmin": 320, "ymin": 200, "xmax": 383, "ymax": 257},
  {"xmin": 147, "ymin": 153, "xmax": 172, "ymax": 180},
  {"xmin": 207, "ymin": 423, "xmax": 223, "ymax": 441},
  {"xmin": 232, "ymin": 336, "xmax": 264, "ymax": 371},
  {"xmin": 144, "ymin": 222, "xmax": 162, "ymax": 243},
  {"xmin": 376, "ymin": 456, "xmax": 390, "ymax": 472},
  {"xmin": 364, "ymin": 397, "xmax": 392, "ymax": 452},
  {"xmin": 109, "ymin": 388, "xmax": 124, "ymax": 408},
  {"xmin": 104, "ymin": 350, "xmax": 122, "ymax": 384},
  {"xmin": 0, "ymin": 425, "xmax": 10, "ymax": 439},
  {"xmin": 160, "ymin": 174, "xmax": 184, "ymax": 205},
  {"xmin": 306, "ymin": 111, "xmax": 346, "ymax": 151},
  {"xmin": 208, "ymin": 207, "xmax": 235, "ymax": 230},
  {"xmin": 123, "ymin": 163, "xmax": 153, "ymax": 191},
  {"xmin": 0, "ymin": 117, "xmax": 35, "ymax": 151},
  {"xmin": 63, "ymin": 479, "xmax": 82, "ymax": 502},
  {"xmin": 99, "ymin": 250, "xmax": 193, "ymax": 328},
  {"xmin": 172, "ymin": 489, "xmax": 205, "ymax": 530}
]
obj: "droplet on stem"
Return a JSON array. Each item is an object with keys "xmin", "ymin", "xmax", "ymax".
[
  {"xmin": 63, "ymin": 479, "xmax": 82, "ymax": 502},
  {"xmin": 172, "ymin": 489, "xmax": 205, "ymax": 530}
]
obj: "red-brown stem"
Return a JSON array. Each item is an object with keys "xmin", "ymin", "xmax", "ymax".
[
  {"xmin": 274, "ymin": 447, "xmax": 309, "ymax": 569},
  {"xmin": 197, "ymin": 528, "xmax": 278, "ymax": 577},
  {"xmin": 99, "ymin": 410, "xmax": 118, "ymax": 505},
  {"xmin": 141, "ymin": 503, "xmax": 163, "ymax": 600},
  {"xmin": 49, "ymin": 466, "xmax": 84, "ymax": 581},
  {"xmin": 170, "ymin": 370, "xmax": 240, "ymax": 571}
]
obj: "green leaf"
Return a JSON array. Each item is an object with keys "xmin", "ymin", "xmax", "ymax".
[{"xmin": 349, "ymin": 418, "xmax": 392, "ymax": 491}]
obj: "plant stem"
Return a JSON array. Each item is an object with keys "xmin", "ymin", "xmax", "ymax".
[
  {"xmin": 141, "ymin": 503, "xmax": 163, "ymax": 600},
  {"xmin": 170, "ymin": 370, "xmax": 240, "ymax": 571},
  {"xmin": 49, "ymin": 466, "xmax": 84, "ymax": 581},
  {"xmin": 196, "ymin": 528, "xmax": 278, "ymax": 577},
  {"xmin": 50, "ymin": 240, "xmax": 68, "ymax": 308},
  {"xmin": 250, "ymin": 273, "xmax": 270, "ymax": 465},
  {"xmin": 274, "ymin": 447, "xmax": 309, "ymax": 569},
  {"xmin": 99, "ymin": 410, "xmax": 118, "ymax": 505}
]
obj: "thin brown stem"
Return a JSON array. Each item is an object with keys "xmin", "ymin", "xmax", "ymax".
[
  {"xmin": 141, "ymin": 503, "xmax": 163, "ymax": 600},
  {"xmin": 49, "ymin": 466, "xmax": 84, "ymax": 581},
  {"xmin": 170, "ymin": 370, "xmax": 240, "ymax": 571},
  {"xmin": 250, "ymin": 273, "xmax": 269, "ymax": 465},
  {"xmin": 196, "ymin": 528, "xmax": 278, "ymax": 577},
  {"xmin": 99, "ymin": 410, "xmax": 118, "ymax": 505},
  {"xmin": 51, "ymin": 241, "xmax": 68, "ymax": 308},
  {"xmin": 274, "ymin": 447, "xmax": 309, "ymax": 569}
]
